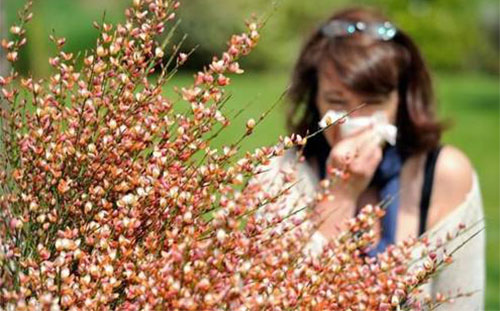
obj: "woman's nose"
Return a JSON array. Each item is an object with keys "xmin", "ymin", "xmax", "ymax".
[
  {"xmin": 349, "ymin": 110, "xmax": 361, "ymax": 118},
  {"xmin": 348, "ymin": 109, "xmax": 369, "ymax": 118},
  {"xmin": 344, "ymin": 101, "xmax": 366, "ymax": 117}
]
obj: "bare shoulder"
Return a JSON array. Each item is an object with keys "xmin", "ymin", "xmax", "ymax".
[{"xmin": 427, "ymin": 145, "xmax": 474, "ymax": 228}]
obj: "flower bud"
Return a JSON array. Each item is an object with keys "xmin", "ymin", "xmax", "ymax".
[
  {"xmin": 183, "ymin": 211, "xmax": 193, "ymax": 224},
  {"xmin": 217, "ymin": 74, "xmax": 230, "ymax": 86},
  {"xmin": 216, "ymin": 229, "xmax": 227, "ymax": 243},
  {"xmin": 84, "ymin": 202, "xmax": 93, "ymax": 213},
  {"xmin": 55, "ymin": 239, "xmax": 63, "ymax": 251},
  {"xmin": 177, "ymin": 52, "xmax": 188, "ymax": 65},
  {"xmin": 210, "ymin": 60, "xmax": 225, "ymax": 73},
  {"xmin": 96, "ymin": 46, "xmax": 106, "ymax": 57},
  {"xmin": 9, "ymin": 218, "xmax": 23, "ymax": 230},
  {"xmin": 37, "ymin": 214, "xmax": 46, "ymax": 223},
  {"xmin": 84, "ymin": 55, "xmax": 94, "ymax": 66},
  {"xmin": 29, "ymin": 201, "xmax": 39, "ymax": 211},
  {"xmin": 423, "ymin": 258, "xmax": 434, "ymax": 271},
  {"xmin": 88, "ymin": 143, "xmax": 96, "ymax": 153},
  {"xmin": 249, "ymin": 23, "xmax": 258, "ymax": 31},
  {"xmin": 109, "ymin": 43, "xmax": 120, "ymax": 55},
  {"xmin": 246, "ymin": 118, "xmax": 255, "ymax": 131},
  {"xmin": 6, "ymin": 52, "xmax": 18, "ymax": 62},
  {"xmin": 155, "ymin": 47, "xmax": 164, "ymax": 58},
  {"xmin": 197, "ymin": 278, "xmax": 210, "ymax": 291},
  {"xmin": 104, "ymin": 264, "xmax": 114, "ymax": 276},
  {"xmin": 391, "ymin": 295, "xmax": 400, "ymax": 306},
  {"xmin": 10, "ymin": 26, "xmax": 22, "ymax": 35},
  {"xmin": 204, "ymin": 294, "xmax": 215, "ymax": 306},
  {"xmin": 108, "ymin": 119, "xmax": 117, "ymax": 130},
  {"xmin": 61, "ymin": 268, "xmax": 70, "ymax": 279}
]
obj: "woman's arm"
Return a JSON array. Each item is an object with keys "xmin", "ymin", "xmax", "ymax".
[
  {"xmin": 426, "ymin": 145, "xmax": 485, "ymax": 309},
  {"xmin": 315, "ymin": 126, "xmax": 383, "ymax": 238},
  {"xmin": 315, "ymin": 190, "xmax": 357, "ymax": 238}
]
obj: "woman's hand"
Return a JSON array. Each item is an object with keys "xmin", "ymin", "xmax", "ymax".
[
  {"xmin": 314, "ymin": 124, "xmax": 384, "ymax": 238},
  {"xmin": 326, "ymin": 124, "xmax": 383, "ymax": 201}
]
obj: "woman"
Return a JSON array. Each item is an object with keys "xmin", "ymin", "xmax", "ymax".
[{"xmin": 261, "ymin": 6, "xmax": 485, "ymax": 310}]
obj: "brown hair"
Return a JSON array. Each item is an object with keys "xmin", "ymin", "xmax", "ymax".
[{"xmin": 287, "ymin": 7, "xmax": 445, "ymax": 165}]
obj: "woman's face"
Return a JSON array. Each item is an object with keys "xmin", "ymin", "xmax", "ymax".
[{"xmin": 316, "ymin": 64, "xmax": 399, "ymax": 147}]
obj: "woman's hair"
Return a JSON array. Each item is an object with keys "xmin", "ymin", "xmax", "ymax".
[{"xmin": 287, "ymin": 6, "xmax": 445, "ymax": 163}]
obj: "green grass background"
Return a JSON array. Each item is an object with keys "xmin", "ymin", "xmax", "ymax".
[{"xmin": 169, "ymin": 70, "xmax": 499, "ymax": 309}]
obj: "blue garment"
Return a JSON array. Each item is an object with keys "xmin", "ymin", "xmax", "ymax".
[
  {"xmin": 318, "ymin": 145, "xmax": 405, "ymax": 256},
  {"xmin": 366, "ymin": 145, "xmax": 405, "ymax": 256}
]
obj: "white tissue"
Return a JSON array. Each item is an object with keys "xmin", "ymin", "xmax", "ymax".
[{"xmin": 318, "ymin": 110, "xmax": 398, "ymax": 146}]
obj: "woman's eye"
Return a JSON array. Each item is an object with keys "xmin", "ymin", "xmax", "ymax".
[
  {"xmin": 364, "ymin": 98, "xmax": 385, "ymax": 105},
  {"xmin": 326, "ymin": 99, "xmax": 345, "ymax": 105}
]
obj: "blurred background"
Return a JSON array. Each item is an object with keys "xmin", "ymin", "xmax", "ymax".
[{"xmin": 2, "ymin": 0, "xmax": 499, "ymax": 308}]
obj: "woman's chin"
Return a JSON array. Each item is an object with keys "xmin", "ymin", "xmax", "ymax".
[{"xmin": 323, "ymin": 131, "xmax": 341, "ymax": 148}]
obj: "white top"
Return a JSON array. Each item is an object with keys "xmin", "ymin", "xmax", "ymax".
[{"xmin": 252, "ymin": 150, "xmax": 485, "ymax": 310}]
